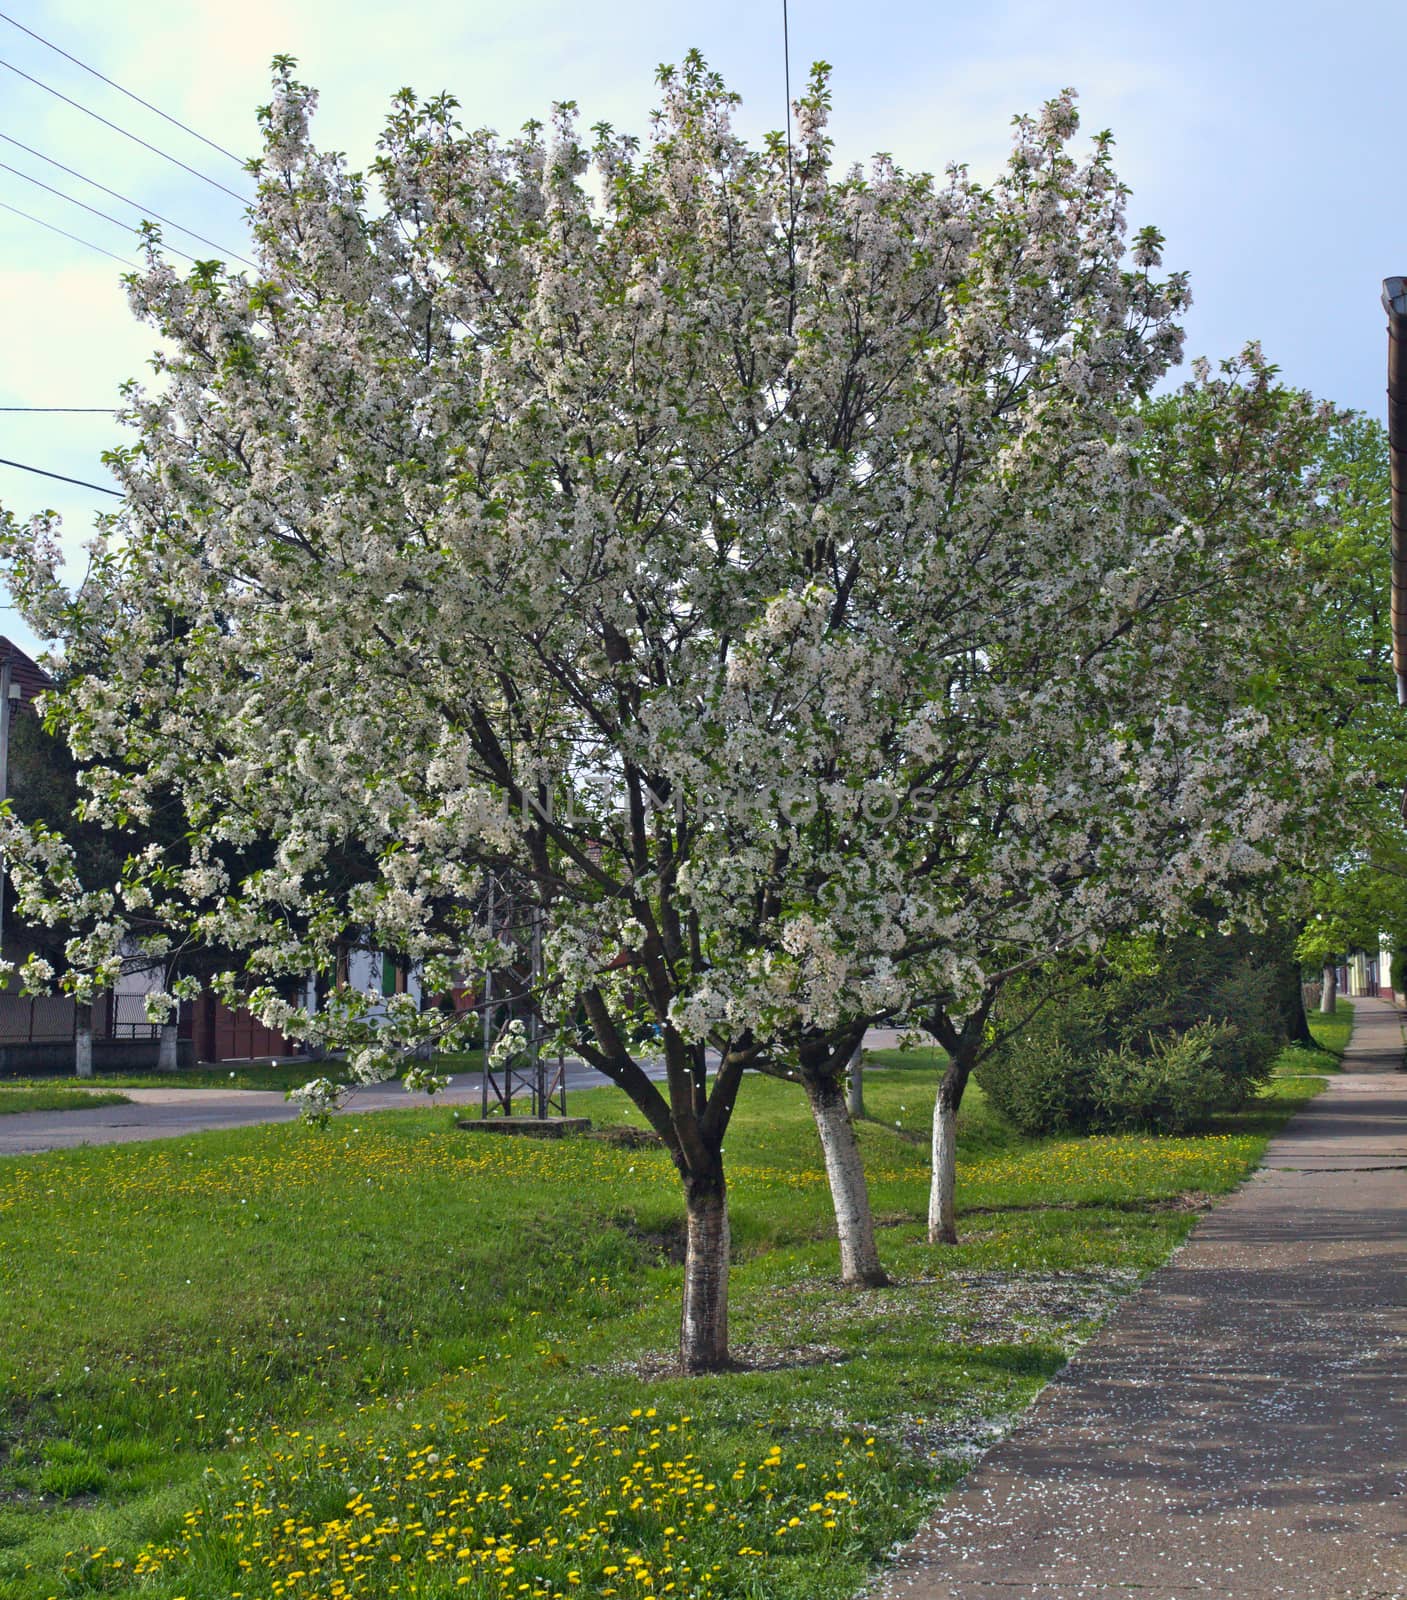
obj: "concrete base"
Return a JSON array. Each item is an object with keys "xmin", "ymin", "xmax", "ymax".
[
  {"xmin": 455, "ymin": 1116, "xmax": 592, "ymax": 1138},
  {"xmin": 0, "ymin": 1037, "xmax": 196, "ymax": 1075}
]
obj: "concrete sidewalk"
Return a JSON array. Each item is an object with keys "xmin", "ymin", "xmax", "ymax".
[{"xmin": 870, "ymin": 997, "xmax": 1407, "ymax": 1600}]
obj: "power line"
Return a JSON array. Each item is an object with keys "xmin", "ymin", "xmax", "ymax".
[
  {"xmin": 0, "ymin": 157, "xmax": 209, "ymax": 264},
  {"xmin": 0, "ymin": 407, "xmax": 114, "ymax": 414},
  {"xmin": 0, "ymin": 56, "xmax": 249, "ymax": 204},
  {"xmin": 0, "ymin": 198, "xmax": 133, "ymax": 265},
  {"xmin": 0, "ymin": 133, "xmax": 253, "ymax": 265},
  {"xmin": 0, "ymin": 8, "xmax": 245, "ymax": 166},
  {"xmin": 0, "ymin": 456, "xmax": 121, "ymax": 496}
]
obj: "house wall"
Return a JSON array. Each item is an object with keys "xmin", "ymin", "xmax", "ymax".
[
  {"xmin": 1340, "ymin": 940, "xmax": 1398, "ymax": 1003},
  {"xmin": 343, "ymin": 949, "xmax": 423, "ymax": 1015}
]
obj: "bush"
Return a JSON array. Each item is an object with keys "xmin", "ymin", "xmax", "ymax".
[
  {"xmin": 975, "ymin": 1039, "xmax": 1097, "ymax": 1137},
  {"xmin": 978, "ymin": 1023, "xmax": 1240, "ymax": 1137},
  {"xmin": 976, "ymin": 932, "xmax": 1287, "ymax": 1137},
  {"xmin": 1089, "ymin": 1021, "xmax": 1237, "ymax": 1133},
  {"xmin": 1200, "ymin": 961, "xmax": 1282, "ymax": 1103}
]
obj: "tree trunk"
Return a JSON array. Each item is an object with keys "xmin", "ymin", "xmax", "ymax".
[
  {"xmin": 846, "ymin": 1043, "xmax": 865, "ymax": 1119},
  {"xmin": 1282, "ymin": 960, "xmax": 1314, "ymax": 1044},
  {"xmin": 680, "ymin": 1177, "xmax": 730, "ymax": 1373},
  {"xmin": 75, "ymin": 1007, "xmax": 93, "ymax": 1079},
  {"xmin": 805, "ymin": 1072, "xmax": 888, "ymax": 1288},
  {"xmin": 1267, "ymin": 920, "xmax": 1314, "ymax": 1045},
  {"xmin": 1320, "ymin": 964, "xmax": 1338, "ymax": 1015},
  {"xmin": 157, "ymin": 1021, "xmax": 179, "ymax": 1073},
  {"xmin": 1286, "ymin": 985, "xmax": 1314, "ymax": 1044},
  {"xmin": 928, "ymin": 1058, "xmax": 970, "ymax": 1246}
]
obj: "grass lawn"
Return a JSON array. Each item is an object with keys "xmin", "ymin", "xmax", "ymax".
[
  {"xmin": 0, "ymin": 1035, "xmax": 1332, "ymax": 1600},
  {"xmin": 1304, "ymin": 997, "xmax": 1353, "ymax": 1060},
  {"xmin": 0, "ymin": 1054, "xmax": 486, "ymax": 1095},
  {"xmin": 1269, "ymin": 999, "xmax": 1354, "ymax": 1078},
  {"xmin": 0, "ymin": 1085, "xmax": 130, "ymax": 1115}
]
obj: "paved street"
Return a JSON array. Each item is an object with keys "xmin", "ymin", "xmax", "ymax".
[
  {"xmin": 0, "ymin": 1030, "xmax": 913, "ymax": 1157},
  {"xmin": 870, "ymin": 996, "xmax": 1407, "ymax": 1599},
  {"xmin": 0, "ymin": 1056, "xmax": 657, "ymax": 1156}
]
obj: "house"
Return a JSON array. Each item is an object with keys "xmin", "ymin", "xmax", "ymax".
[
  {"xmin": 0, "ymin": 635, "xmax": 430, "ymax": 1067},
  {"xmin": 1335, "ymin": 936, "xmax": 1398, "ymax": 1004}
]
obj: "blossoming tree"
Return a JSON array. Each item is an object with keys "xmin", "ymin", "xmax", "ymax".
[{"xmin": 0, "ymin": 56, "xmax": 1338, "ymax": 1368}]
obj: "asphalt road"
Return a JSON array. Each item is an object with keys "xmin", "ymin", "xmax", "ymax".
[
  {"xmin": 0, "ymin": 1028, "xmax": 909, "ymax": 1157},
  {"xmin": 0, "ymin": 1058, "xmax": 656, "ymax": 1156}
]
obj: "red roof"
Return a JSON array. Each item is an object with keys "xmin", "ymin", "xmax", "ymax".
[{"xmin": 0, "ymin": 638, "xmax": 53, "ymax": 704}]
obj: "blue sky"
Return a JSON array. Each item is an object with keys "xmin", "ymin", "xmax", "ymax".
[{"xmin": 0, "ymin": 0, "xmax": 1396, "ymax": 651}]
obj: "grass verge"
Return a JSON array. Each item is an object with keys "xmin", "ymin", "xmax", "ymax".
[
  {"xmin": 0, "ymin": 1086, "xmax": 130, "ymax": 1115},
  {"xmin": 1276, "ymin": 999, "xmax": 1354, "ymax": 1077},
  {"xmin": 1308, "ymin": 997, "xmax": 1353, "ymax": 1058},
  {"xmin": 0, "ymin": 1050, "xmax": 1324, "ymax": 1600},
  {"xmin": 0, "ymin": 1054, "xmax": 486, "ymax": 1095}
]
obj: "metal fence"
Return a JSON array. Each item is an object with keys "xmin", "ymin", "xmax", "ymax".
[
  {"xmin": 109, "ymin": 992, "xmax": 160, "ymax": 1040},
  {"xmin": 0, "ymin": 990, "xmax": 163, "ymax": 1044},
  {"xmin": 0, "ymin": 991, "xmax": 77, "ymax": 1043}
]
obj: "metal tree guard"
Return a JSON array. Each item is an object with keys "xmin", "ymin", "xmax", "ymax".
[{"xmin": 478, "ymin": 876, "xmax": 567, "ymax": 1119}]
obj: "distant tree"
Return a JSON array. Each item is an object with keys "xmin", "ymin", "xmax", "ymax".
[
  {"xmin": 1277, "ymin": 413, "xmax": 1403, "ymax": 1018},
  {"xmin": 1296, "ymin": 864, "xmax": 1407, "ymax": 1014}
]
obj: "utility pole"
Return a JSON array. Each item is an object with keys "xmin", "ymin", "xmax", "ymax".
[
  {"xmin": 531, "ymin": 900, "xmax": 545, "ymax": 1117},
  {"xmin": 0, "ymin": 655, "xmax": 12, "ymax": 958}
]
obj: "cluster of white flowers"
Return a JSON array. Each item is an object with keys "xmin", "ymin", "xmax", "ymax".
[
  {"xmin": 488, "ymin": 1018, "xmax": 529, "ymax": 1071},
  {"xmin": 287, "ymin": 1076, "xmax": 343, "ymax": 1125}
]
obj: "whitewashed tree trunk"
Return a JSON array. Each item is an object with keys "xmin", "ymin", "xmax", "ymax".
[
  {"xmin": 928, "ymin": 1099, "xmax": 957, "ymax": 1244},
  {"xmin": 928, "ymin": 1061, "xmax": 971, "ymax": 1246},
  {"xmin": 807, "ymin": 1073, "xmax": 888, "ymax": 1287},
  {"xmin": 157, "ymin": 1021, "xmax": 179, "ymax": 1073},
  {"xmin": 75, "ymin": 1008, "xmax": 93, "ymax": 1079},
  {"xmin": 681, "ymin": 1179, "xmax": 730, "ymax": 1373},
  {"xmin": 846, "ymin": 1043, "xmax": 865, "ymax": 1119},
  {"xmin": 1320, "ymin": 964, "xmax": 1338, "ymax": 1014}
]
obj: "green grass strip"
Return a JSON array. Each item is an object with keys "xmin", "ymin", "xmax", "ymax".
[{"xmin": 0, "ymin": 1086, "xmax": 129, "ymax": 1115}]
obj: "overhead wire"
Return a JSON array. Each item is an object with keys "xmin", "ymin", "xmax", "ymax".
[
  {"xmin": 0, "ymin": 133, "xmax": 253, "ymax": 264},
  {"xmin": 0, "ymin": 8, "xmax": 245, "ymax": 166},
  {"xmin": 0, "ymin": 407, "xmax": 114, "ymax": 414},
  {"xmin": 0, "ymin": 158, "xmax": 216, "ymax": 265},
  {"xmin": 0, "ymin": 198, "xmax": 133, "ymax": 264},
  {"xmin": 0, "ymin": 157, "xmax": 216, "ymax": 264},
  {"xmin": 0, "ymin": 56, "xmax": 249, "ymax": 204},
  {"xmin": 0, "ymin": 456, "xmax": 121, "ymax": 496}
]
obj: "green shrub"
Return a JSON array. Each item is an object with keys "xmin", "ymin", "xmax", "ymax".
[
  {"xmin": 1198, "ymin": 961, "xmax": 1282, "ymax": 1102},
  {"xmin": 1089, "ymin": 1022, "xmax": 1236, "ymax": 1132},
  {"xmin": 977, "ymin": 931, "xmax": 1288, "ymax": 1136},
  {"xmin": 972, "ymin": 1039, "xmax": 1097, "ymax": 1137},
  {"xmin": 978, "ymin": 1023, "xmax": 1245, "ymax": 1137}
]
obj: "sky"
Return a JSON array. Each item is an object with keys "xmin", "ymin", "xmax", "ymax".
[{"xmin": 0, "ymin": 0, "xmax": 1398, "ymax": 653}]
